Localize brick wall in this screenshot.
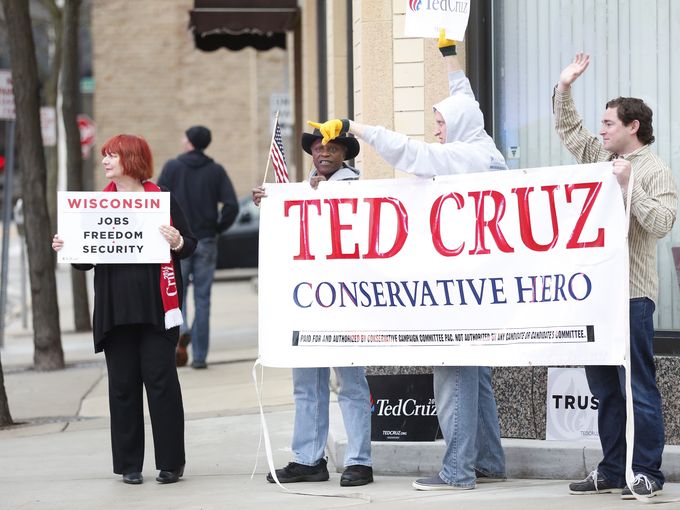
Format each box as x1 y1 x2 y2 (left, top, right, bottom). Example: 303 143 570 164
91 0 288 197
348 0 451 179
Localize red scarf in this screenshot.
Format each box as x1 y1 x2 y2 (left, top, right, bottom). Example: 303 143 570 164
103 180 183 329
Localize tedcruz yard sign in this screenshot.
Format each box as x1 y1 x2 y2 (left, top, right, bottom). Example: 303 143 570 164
404 0 471 40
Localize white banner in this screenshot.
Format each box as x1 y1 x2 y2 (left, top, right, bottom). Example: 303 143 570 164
404 0 471 40
258 163 629 368
546 367 599 441
57 191 171 264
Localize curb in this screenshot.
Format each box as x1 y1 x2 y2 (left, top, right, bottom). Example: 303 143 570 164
327 403 680 481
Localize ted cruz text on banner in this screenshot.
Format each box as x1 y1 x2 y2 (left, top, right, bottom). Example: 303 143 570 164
257 163 629 368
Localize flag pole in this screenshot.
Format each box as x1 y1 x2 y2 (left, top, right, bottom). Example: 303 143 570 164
262 111 280 185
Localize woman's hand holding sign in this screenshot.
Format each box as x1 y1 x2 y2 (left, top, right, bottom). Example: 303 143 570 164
159 224 184 251
52 234 63 252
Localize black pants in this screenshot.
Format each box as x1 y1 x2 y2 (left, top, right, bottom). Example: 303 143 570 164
103 324 185 475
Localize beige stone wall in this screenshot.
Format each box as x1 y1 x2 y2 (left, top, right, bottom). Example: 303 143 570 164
351 0 394 178
327 1 349 119
91 0 466 193
334 0 460 179
298 0 319 178
91 0 288 197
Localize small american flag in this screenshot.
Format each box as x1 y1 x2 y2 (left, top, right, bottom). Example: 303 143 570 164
270 119 289 183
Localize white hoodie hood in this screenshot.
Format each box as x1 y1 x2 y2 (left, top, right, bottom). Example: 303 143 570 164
433 93 486 145
363 71 507 177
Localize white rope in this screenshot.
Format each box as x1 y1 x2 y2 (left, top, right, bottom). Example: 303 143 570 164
250 360 289 491
250 359 371 501
622 167 637 500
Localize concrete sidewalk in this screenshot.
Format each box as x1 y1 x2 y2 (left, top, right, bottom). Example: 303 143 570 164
1 261 680 508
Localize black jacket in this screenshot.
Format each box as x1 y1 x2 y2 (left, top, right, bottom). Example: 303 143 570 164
157 150 239 239
74 194 197 352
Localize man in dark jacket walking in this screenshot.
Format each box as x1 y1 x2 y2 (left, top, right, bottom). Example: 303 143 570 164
158 126 238 368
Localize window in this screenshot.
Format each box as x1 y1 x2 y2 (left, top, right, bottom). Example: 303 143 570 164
490 0 680 328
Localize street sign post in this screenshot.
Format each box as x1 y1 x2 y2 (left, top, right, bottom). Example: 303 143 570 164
41 106 57 146
0 68 16 347
0 69 15 120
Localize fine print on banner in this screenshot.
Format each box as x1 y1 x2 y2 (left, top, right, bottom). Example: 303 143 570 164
404 0 471 40
57 191 171 264
293 326 594 347
257 162 630 368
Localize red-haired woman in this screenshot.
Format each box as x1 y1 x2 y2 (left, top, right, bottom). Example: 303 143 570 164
52 134 196 485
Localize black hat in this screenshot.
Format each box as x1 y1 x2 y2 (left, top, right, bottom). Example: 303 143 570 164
301 129 360 160
185 125 212 150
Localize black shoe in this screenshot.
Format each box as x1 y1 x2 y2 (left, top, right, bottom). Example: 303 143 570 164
156 465 184 484
191 360 207 369
475 469 506 483
340 465 373 487
266 458 329 483
176 333 191 367
122 472 143 485
621 474 663 499
569 469 623 494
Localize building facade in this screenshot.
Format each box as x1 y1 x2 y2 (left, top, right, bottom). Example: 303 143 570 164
92 0 679 331
92 0 288 197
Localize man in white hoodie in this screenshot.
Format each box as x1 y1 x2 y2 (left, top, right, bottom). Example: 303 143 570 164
309 31 506 490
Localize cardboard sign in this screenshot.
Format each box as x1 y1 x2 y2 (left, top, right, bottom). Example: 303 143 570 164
57 191 171 264
546 367 599 441
368 374 441 441
404 0 471 40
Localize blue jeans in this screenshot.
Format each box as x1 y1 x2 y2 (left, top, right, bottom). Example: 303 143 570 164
291 367 372 467
434 366 506 487
180 237 217 364
586 297 665 488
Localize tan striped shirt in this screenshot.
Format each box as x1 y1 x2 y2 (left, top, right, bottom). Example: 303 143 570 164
553 87 677 303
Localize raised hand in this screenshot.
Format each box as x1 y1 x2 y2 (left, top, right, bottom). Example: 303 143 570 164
438 28 457 56
558 53 590 90
307 119 349 144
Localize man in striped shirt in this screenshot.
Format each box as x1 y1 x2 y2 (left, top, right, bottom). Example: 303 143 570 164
554 53 677 500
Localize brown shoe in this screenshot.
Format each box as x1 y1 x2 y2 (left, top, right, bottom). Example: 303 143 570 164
176 333 191 367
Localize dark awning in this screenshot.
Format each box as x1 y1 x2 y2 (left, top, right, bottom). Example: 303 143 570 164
189 0 300 52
